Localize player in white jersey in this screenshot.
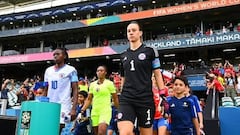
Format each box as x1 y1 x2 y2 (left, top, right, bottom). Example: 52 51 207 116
44 48 79 133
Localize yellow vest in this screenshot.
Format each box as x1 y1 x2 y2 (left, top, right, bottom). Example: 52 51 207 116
79 84 88 92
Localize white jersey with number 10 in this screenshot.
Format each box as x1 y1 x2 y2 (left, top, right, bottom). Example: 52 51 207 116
44 64 78 121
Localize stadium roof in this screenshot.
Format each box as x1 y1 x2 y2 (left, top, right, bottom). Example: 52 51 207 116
0 0 97 7
0 1 12 7
0 0 46 7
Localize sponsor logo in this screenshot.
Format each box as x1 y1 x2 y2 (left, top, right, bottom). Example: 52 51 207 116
59 73 65 78
118 113 123 119
138 53 146 60
96 87 100 92
170 103 175 107
183 102 188 107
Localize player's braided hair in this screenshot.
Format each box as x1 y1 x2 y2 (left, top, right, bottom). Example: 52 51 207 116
55 47 69 64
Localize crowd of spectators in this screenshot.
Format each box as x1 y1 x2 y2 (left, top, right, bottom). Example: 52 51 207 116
2 59 240 108
1 60 240 134
0 76 45 107
0 72 121 108
206 60 240 100
199 22 239 37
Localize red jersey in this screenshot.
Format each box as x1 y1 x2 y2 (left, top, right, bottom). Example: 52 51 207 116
213 79 224 92
225 68 235 76
113 75 121 90
152 87 163 119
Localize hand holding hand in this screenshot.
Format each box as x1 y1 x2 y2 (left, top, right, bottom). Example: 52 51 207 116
69 109 77 121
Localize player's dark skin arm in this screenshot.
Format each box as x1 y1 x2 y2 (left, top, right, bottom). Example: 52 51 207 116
81 93 93 112
70 81 78 121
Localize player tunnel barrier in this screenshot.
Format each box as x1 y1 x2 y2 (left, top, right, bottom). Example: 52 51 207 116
203 88 220 135
17 100 61 135
219 106 240 135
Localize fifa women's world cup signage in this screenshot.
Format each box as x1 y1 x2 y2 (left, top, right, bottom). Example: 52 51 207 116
152 0 240 17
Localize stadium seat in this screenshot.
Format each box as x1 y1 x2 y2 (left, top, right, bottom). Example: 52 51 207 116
222 102 234 107
233 97 240 106
221 97 233 102
233 97 240 101
2 50 20 56
235 101 240 106
0 99 7 115
221 97 234 107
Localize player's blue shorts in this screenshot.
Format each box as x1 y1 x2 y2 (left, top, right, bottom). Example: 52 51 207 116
108 106 118 131
167 123 171 131
153 118 168 130
108 118 117 130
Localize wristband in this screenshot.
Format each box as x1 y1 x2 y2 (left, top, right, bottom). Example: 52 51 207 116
81 109 85 113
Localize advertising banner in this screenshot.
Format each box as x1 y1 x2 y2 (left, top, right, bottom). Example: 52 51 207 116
146 32 240 50
186 74 207 91
0 46 117 64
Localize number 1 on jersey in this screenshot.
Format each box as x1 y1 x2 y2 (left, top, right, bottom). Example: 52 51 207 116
146 109 151 121
130 60 135 71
